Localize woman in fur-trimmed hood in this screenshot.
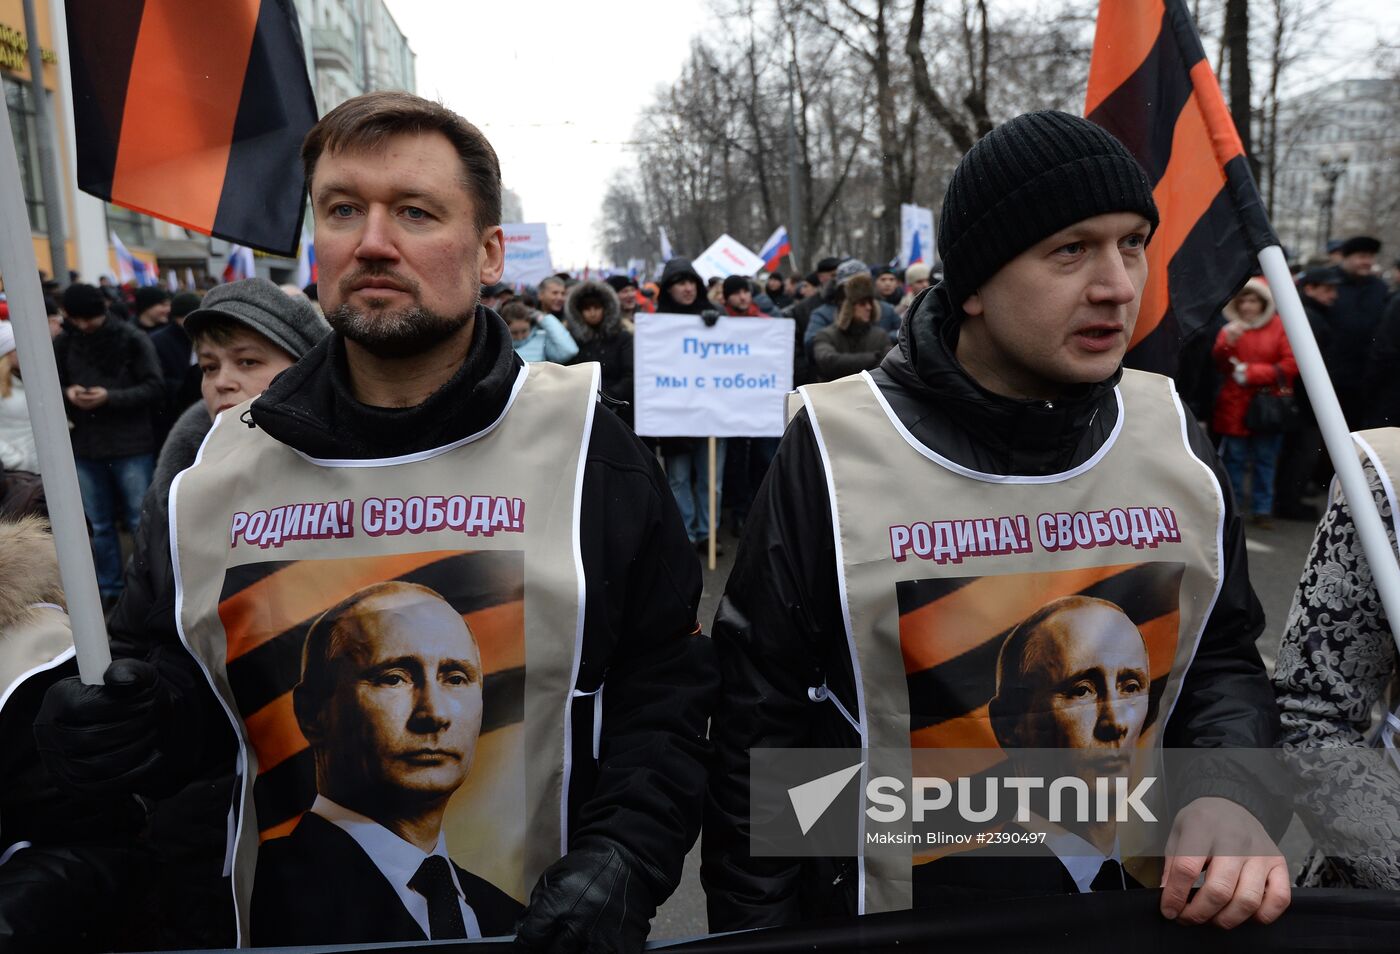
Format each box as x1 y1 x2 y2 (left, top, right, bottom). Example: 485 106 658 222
1211 277 1297 523
564 280 634 426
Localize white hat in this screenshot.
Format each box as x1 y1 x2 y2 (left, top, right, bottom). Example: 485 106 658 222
0 321 15 358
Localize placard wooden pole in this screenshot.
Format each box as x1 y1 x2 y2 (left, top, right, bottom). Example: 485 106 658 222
707 436 717 571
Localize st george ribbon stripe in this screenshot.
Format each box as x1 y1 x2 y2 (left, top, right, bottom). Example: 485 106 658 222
1085 0 1278 375
1085 10 1189 185
65 0 145 201
1082 0 1167 116
111 0 262 236
66 0 318 256
216 0 318 252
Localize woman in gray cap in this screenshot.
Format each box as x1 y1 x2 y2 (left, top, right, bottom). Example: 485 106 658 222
154 277 331 509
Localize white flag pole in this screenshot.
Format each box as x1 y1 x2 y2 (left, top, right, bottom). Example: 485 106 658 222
1258 245 1400 645
0 99 112 684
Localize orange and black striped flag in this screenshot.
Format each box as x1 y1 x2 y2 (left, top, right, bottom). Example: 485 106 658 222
66 0 318 257
1085 0 1277 376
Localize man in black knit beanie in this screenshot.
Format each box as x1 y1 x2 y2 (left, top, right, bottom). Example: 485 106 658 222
705 111 1289 933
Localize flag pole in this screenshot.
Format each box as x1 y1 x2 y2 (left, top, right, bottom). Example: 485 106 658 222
0 102 111 683
1258 245 1400 645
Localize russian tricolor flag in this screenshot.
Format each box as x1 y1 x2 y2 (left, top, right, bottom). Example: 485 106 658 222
908 229 925 266
293 236 316 289
222 244 256 283
110 230 158 286
758 226 792 270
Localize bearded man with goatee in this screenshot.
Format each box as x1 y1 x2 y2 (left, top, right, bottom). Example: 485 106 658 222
36 92 716 954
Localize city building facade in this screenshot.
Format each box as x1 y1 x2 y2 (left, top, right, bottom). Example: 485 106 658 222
1268 77 1400 262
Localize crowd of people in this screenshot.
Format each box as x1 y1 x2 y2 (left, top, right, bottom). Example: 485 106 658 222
0 92 1396 954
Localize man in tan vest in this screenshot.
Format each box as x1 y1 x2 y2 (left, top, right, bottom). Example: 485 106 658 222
704 111 1288 931
37 92 716 953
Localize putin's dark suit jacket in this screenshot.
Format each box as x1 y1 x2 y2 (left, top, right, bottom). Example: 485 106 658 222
914 842 1145 907
250 811 523 946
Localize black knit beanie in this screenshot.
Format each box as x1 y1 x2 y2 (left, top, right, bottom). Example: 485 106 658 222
938 110 1158 307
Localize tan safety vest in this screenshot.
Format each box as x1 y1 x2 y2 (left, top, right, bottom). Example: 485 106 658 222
801 368 1224 914
171 361 599 943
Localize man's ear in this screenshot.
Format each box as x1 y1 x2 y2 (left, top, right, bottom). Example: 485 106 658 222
478 225 505 285
962 291 985 317
292 685 324 745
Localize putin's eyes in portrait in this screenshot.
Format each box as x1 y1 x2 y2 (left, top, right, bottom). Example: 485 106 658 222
296 583 485 813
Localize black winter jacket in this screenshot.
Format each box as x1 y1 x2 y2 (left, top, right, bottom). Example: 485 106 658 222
785 284 829 387
701 284 1281 931
1362 293 1400 429
810 321 893 381
655 258 707 315
101 308 717 928
54 317 164 460
655 259 711 455
1326 272 1389 419
564 280 635 426
150 322 202 443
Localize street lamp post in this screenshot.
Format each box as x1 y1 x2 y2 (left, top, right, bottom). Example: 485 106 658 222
1317 153 1349 254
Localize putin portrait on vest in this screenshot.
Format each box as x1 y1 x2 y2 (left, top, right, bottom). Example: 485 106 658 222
918 595 1154 900
251 581 523 945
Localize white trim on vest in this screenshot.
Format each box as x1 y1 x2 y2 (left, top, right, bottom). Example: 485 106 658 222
859 370 1127 485
169 409 258 948
287 362 532 469
1354 433 1400 554
560 362 602 857
1156 384 1228 734
799 385 870 916
0 644 75 715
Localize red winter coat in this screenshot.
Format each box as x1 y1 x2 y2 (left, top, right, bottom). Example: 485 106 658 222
1211 314 1298 436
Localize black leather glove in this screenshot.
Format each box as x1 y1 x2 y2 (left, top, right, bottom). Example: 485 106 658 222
33 658 193 798
514 839 657 954
700 308 721 327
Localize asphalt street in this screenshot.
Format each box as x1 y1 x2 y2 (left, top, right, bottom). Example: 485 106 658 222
649 505 1325 940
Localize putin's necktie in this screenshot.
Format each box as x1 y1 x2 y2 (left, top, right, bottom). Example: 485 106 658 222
410 855 468 939
1090 858 1127 892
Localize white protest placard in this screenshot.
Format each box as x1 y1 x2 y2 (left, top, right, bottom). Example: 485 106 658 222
635 313 795 438
501 222 555 286
691 233 767 283
900 203 935 268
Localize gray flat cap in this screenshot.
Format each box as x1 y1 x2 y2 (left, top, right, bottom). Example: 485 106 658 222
185 277 330 358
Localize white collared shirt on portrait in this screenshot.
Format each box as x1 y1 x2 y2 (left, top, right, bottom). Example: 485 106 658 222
310 795 483 939
1019 813 1126 893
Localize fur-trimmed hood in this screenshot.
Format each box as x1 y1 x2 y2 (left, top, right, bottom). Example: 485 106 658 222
1223 277 1276 329
0 516 64 633
563 280 624 343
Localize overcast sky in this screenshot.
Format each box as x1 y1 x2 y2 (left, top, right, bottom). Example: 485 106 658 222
385 0 712 269
385 0 1397 270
